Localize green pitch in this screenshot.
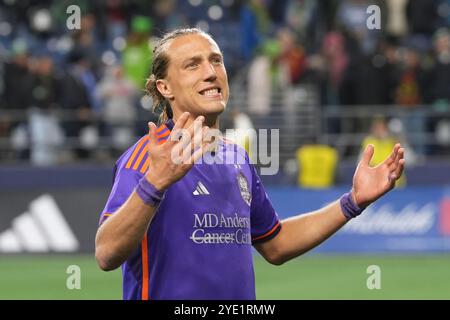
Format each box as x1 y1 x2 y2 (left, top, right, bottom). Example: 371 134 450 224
0 254 449 299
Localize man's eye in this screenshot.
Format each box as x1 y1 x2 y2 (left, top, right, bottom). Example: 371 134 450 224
212 58 222 65
186 62 198 69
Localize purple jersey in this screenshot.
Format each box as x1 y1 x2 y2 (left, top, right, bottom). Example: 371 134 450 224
99 119 281 300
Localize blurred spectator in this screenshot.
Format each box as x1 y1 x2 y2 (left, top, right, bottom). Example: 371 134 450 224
406 0 440 35
428 28 450 155
122 16 153 89
285 0 318 41
28 108 64 166
393 44 428 155
308 31 349 106
305 31 349 137
247 39 280 117
322 32 349 95
385 0 409 39
276 27 306 85
393 46 427 106
296 144 338 188
437 0 450 27
336 0 384 55
2 41 34 159
96 65 138 156
428 28 450 107
104 0 129 43
151 0 184 32
27 54 64 166
29 55 60 111
247 31 303 129
285 0 339 52
267 0 290 27
68 48 101 112
339 46 394 106
226 109 256 160
71 14 103 76
2 41 33 111
275 27 307 149
336 0 370 34
239 0 270 61
59 49 97 159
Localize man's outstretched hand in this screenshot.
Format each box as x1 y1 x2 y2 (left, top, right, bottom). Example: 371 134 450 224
352 143 405 209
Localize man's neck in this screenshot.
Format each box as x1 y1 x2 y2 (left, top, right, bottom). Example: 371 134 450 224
173 112 220 129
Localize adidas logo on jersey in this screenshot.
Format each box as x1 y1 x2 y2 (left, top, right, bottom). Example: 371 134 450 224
193 181 210 195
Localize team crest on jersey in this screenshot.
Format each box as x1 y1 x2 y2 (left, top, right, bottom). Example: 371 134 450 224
237 172 251 206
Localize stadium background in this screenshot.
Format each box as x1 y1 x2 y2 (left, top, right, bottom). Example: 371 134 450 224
0 0 450 299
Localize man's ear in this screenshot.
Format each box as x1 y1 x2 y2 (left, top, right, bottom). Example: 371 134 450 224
156 79 174 99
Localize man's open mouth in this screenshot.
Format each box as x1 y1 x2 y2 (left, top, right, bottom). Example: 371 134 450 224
199 87 222 97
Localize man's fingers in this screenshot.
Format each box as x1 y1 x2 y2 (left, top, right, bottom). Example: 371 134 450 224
388 146 405 182
386 143 401 166
388 146 404 171
180 125 208 164
394 147 404 167
192 125 207 150
392 151 405 179
183 126 213 165
170 115 204 146
176 115 204 149
362 144 375 167
148 122 157 147
172 112 190 132
170 116 206 164
175 117 203 149
169 112 191 144
187 115 204 143
191 140 215 164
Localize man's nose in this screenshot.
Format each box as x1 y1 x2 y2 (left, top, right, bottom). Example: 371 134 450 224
202 63 217 81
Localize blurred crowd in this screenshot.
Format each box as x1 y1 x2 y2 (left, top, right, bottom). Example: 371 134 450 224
244 0 450 159
0 0 449 166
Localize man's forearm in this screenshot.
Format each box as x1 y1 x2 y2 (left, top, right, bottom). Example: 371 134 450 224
256 143 404 265
257 200 348 265
95 114 210 271
95 191 158 271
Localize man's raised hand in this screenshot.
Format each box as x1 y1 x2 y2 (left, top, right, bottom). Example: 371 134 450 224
144 112 213 190
351 143 405 209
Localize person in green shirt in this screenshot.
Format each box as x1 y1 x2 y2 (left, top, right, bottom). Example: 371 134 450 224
122 16 153 89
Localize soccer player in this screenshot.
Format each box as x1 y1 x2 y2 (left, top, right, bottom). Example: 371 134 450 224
95 28 405 300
